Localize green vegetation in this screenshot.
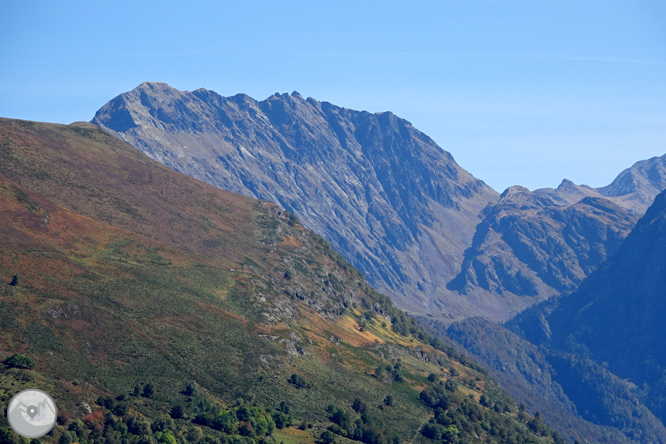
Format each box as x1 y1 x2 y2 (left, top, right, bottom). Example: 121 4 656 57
0 119 565 444
3 354 36 370
418 381 564 444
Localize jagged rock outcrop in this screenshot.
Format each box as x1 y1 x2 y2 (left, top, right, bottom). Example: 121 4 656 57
92 82 499 316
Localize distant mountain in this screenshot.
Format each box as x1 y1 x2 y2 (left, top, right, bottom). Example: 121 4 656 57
507 188 666 432
0 118 560 444
597 154 666 212
92 82 499 318
448 186 638 315
448 154 666 316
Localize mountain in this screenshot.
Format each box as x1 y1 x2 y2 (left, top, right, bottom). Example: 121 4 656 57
92 83 666 323
0 118 561 444
445 317 666 444
447 186 638 318
91 82 499 319
508 188 666 427
448 154 666 318
597 154 666 212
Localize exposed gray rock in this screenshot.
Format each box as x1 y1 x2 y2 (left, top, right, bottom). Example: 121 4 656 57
92 82 498 317
92 82 666 322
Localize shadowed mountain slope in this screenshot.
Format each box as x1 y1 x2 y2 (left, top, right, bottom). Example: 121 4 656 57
508 188 666 426
92 82 499 318
445 317 666 444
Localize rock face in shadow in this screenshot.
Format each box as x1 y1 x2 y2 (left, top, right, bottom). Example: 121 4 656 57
511 188 666 393
93 82 499 316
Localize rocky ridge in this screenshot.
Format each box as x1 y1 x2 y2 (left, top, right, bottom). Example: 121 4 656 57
92 82 499 317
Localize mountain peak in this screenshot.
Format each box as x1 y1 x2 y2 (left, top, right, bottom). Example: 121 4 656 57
92 82 498 318
556 178 575 189
501 185 531 197
136 81 175 91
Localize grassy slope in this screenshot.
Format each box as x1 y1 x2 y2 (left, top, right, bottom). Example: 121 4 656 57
0 118 558 444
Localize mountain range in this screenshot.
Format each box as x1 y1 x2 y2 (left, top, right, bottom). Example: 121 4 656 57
3 82 666 444
448 159 666 312
93 82 666 322
443 188 666 443
508 187 666 427
91 82 500 319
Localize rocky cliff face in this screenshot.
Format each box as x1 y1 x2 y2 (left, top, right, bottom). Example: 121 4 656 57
92 82 499 316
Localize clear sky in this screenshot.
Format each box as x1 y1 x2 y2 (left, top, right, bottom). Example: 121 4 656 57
1 1 665 192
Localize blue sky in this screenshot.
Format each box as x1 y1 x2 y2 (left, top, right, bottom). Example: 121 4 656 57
1 1 665 192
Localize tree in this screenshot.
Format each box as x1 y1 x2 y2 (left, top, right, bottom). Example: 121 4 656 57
152 416 174 432
184 380 198 396
321 430 337 444
157 431 177 444
57 410 72 426
0 428 19 444
352 399 367 414
383 395 394 407
186 428 203 444
142 383 155 398
421 423 443 440
288 374 310 389
170 405 184 419
273 411 292 429
4 353 36 369
279 401 291 414
112 402 128 416
58 431 74 444
331 408 351 430
9 275 19 286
